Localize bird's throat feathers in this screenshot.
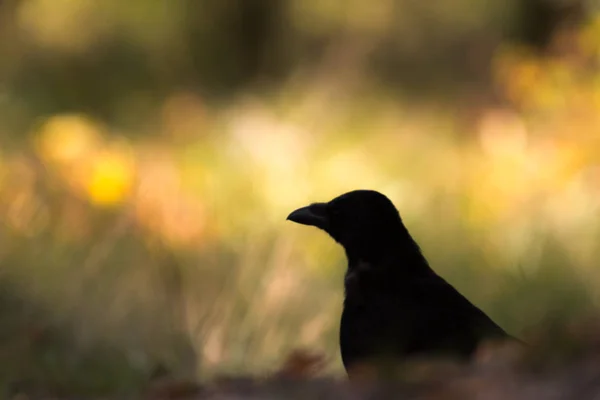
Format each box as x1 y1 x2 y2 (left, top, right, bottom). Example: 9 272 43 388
343 233 433 278
339 221 423 263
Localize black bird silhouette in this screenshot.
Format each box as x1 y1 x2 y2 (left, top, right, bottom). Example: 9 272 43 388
287 190 516 375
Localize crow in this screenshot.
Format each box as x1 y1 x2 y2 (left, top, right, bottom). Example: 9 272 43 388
287 189 516 375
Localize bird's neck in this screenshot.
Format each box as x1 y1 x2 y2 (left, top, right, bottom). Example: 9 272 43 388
345 233 434 278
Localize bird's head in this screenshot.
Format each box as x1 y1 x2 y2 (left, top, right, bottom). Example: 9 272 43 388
287 190 419 263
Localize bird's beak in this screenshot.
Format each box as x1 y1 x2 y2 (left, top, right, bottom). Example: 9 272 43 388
286 202 329 230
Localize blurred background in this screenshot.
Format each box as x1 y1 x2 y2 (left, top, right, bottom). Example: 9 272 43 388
0 0 599 394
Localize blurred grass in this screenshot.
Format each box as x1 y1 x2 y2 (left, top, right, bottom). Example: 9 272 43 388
0 0 600 396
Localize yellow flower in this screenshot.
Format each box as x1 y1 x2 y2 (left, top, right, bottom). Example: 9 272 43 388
35 114 101 165
86 148 135 206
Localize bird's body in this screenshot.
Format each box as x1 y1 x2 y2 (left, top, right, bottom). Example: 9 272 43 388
287 190 516 374
340 259 508 369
